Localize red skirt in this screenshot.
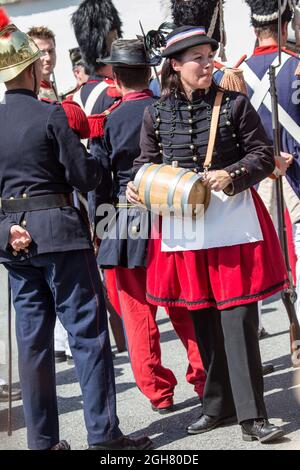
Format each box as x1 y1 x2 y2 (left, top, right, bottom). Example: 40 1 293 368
146 189 289 311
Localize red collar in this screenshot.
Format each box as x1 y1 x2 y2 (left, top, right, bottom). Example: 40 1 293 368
40 79 53 89
122 89 153 102
253 45 279 56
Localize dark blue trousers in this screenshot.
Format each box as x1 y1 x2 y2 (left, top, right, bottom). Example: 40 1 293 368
4 249 122 449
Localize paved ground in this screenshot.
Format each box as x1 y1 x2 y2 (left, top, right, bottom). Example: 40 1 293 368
1 262 300 450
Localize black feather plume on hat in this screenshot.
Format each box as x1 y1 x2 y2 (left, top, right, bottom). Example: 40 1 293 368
170 0 224 41
71 0 122 71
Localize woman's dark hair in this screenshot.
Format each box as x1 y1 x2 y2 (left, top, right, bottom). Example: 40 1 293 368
161 55 184 99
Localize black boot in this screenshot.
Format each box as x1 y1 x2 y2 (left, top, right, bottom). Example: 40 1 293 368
241 419 284 443
187 414 237 435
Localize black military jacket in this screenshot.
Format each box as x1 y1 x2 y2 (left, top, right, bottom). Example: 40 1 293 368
0 89 102 263
133 85 275 194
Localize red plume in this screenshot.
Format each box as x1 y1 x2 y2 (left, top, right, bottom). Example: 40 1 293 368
0 8 10 30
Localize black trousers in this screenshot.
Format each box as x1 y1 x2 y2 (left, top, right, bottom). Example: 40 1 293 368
189 302 267 423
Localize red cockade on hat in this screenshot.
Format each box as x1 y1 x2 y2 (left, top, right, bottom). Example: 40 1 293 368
0 7 11 39
0 8 10 30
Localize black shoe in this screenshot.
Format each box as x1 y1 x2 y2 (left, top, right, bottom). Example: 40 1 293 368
241 419 284 443
88 435 154 450
151 403 174 414
0 385 22 402
262 363 275 376
50 440 71 450
54 351 67 363
187 414 237 435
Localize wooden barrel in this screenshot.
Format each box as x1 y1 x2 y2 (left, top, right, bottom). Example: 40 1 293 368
134 163 210 217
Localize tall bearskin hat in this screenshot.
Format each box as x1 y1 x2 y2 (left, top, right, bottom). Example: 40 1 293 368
245 0 299 27
170 0 226 59
71 0 122 71
0 7 41 83
170 0 225 42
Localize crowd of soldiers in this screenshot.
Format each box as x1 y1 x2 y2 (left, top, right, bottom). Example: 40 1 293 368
0 0 300 450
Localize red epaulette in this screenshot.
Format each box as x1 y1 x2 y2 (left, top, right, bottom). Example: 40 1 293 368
61 100 90 139
88 99 122 139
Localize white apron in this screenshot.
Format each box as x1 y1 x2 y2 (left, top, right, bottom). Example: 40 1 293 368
161 189 263 252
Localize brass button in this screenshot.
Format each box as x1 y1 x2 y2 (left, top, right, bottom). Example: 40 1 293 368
226 121 231 126
193 156 197 162
9 197 14 200
236 143 240 148
235 170 241 176
23 193 27 198
189 119 193 124
21 220 27 228
131 225 138 235
226 97 230 102
190 145 195 150
12 250 18 257
230 172 236 179
156 117 161 123
232 133 237 138
158 143 162 147
189 129 193 134
155 130 159 135
160 150 163 154
188 105 192 110
241 167 246 173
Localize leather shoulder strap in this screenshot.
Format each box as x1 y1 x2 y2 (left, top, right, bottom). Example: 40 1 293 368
204 91 224 169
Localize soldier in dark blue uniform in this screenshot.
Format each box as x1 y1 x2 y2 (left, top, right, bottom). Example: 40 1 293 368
243 0 300 200
243 0 300 325
0 9 152 451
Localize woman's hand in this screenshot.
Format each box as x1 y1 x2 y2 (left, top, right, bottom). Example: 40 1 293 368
126 181 141 205
9 225 32 252
203 170 232 192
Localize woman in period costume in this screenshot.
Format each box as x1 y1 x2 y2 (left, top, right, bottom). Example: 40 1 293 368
127 25 288 444
97 39 206 413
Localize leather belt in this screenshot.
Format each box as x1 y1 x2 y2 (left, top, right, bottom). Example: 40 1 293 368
1 193 74 213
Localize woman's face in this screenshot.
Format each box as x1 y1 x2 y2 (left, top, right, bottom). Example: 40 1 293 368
171 44 215 92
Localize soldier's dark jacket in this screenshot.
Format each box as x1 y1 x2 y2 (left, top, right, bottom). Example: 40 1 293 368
96 92 155 269
0 89 102 263
132 84 275 194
